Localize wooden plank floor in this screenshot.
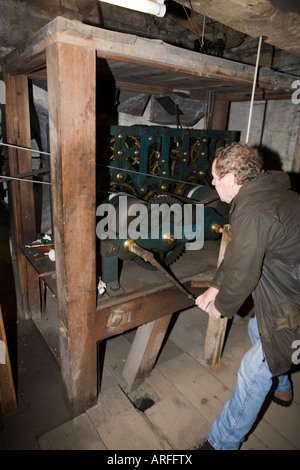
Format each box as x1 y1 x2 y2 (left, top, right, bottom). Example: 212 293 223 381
2 209 297 450
37 299 300 451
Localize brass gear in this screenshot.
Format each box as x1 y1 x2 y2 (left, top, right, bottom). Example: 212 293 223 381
133 194 185 270
110 181 139 197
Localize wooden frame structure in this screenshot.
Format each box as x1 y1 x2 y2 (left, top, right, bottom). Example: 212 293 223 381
0 17 296 413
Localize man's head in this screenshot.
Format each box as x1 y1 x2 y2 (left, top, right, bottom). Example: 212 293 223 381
211 143 263 203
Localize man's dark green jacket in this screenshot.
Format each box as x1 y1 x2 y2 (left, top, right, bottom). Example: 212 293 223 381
211 170 300 376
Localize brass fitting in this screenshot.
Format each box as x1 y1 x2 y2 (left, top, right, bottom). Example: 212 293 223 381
162 232 176 244
123 238 137 252
210 223 223 234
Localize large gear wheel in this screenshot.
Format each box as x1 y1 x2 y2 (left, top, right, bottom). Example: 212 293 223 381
133 194 185 271
110 181 139 197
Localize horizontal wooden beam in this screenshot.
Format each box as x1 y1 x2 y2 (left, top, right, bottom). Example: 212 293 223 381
94 283 204 341
0 17 294 98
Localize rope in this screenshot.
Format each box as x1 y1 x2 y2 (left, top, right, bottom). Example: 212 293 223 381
245 36 262 144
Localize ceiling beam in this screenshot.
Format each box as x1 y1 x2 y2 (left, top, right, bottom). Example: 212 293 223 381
176 0 300 56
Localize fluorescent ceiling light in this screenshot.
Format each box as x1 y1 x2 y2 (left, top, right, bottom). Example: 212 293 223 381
98 0 166 17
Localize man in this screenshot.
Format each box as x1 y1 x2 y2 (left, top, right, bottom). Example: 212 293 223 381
194 142 300 450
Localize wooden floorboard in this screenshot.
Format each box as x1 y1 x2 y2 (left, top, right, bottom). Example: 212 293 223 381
96 306 300 450
35 293 300 450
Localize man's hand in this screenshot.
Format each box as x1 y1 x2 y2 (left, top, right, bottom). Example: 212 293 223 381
206 301 222 319
195 286 222 319
195 286 219 311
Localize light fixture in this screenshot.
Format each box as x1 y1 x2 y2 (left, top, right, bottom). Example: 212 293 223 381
98 0 166 17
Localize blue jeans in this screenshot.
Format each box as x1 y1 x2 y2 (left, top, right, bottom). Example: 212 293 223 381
207 316 291 450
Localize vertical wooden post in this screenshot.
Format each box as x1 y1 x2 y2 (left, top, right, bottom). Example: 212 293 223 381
212 100 230 130
206 96 230 131
203 95 231 366
122 313 173 393
46 42 97 413
0 305 17 414
291 124 300 192
4 73 37 320
203 225 231 366
292 127 300 173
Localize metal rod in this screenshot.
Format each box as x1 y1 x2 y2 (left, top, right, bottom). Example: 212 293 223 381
0 141 51 155
127 241 196 300
0 175 51 185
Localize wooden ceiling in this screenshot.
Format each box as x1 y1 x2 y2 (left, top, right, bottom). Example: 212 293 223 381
0 17 295 102
176 0 300 56
104 56 293 102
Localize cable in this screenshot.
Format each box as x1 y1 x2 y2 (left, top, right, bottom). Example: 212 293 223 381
181 3 205 50
98 163 203 187
201 15 206 50
1 142 207 189
0 141 51 185
0 175 51 185
0 141 51 156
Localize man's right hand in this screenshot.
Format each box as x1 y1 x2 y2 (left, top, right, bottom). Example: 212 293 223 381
195 286 219 312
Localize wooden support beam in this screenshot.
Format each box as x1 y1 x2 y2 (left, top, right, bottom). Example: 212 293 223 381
0 305 17 415
203 224 231 366
292 128 300 173
202 97 231 367
46 41 97 413
94 284 198 341
122 313 173 393
290 123 300 192
3 74 36 243
3 73 38 320
210 100 230 130
206 93 230 130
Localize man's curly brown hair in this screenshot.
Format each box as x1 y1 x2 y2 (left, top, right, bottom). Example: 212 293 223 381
214 143 263 185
